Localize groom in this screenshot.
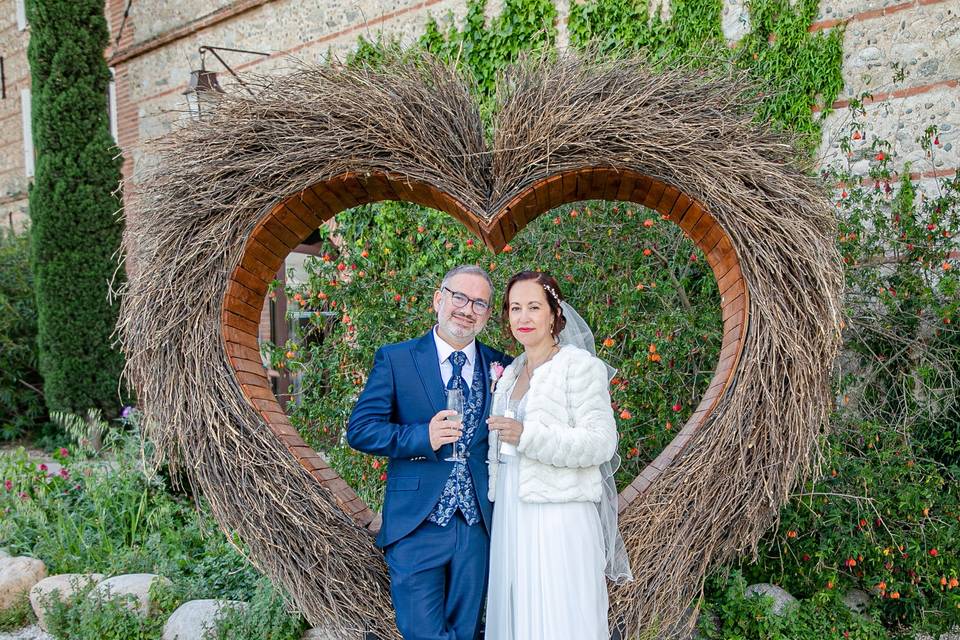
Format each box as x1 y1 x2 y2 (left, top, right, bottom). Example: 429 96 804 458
348 264 512 640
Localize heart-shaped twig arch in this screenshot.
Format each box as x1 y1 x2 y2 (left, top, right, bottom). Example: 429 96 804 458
118 54 842 638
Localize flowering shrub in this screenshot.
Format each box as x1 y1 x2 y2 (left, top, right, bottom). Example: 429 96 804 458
1 424 302 638
741 415 959 633
733 104 960 634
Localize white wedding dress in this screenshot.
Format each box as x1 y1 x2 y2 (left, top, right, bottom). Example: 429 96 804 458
485 386 610 640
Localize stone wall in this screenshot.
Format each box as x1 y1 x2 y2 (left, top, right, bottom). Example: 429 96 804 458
0 0 32 231
815 0 959 182
4 0 957 234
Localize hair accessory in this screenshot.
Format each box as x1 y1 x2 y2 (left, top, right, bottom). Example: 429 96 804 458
541 282 561 304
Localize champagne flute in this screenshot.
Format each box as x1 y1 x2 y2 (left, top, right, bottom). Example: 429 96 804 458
443 387 466 463
489 391 507 464
500 401 519 457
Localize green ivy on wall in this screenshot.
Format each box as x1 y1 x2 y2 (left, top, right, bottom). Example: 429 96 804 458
568 0 725 63
352 0 557 124
420 0 557 103
353 0 843 149
733 0 844 145
569 0 844 147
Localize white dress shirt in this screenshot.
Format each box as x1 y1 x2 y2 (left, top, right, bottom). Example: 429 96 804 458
433 326 476 390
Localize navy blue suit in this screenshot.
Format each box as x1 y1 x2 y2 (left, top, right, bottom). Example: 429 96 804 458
348 330 511 640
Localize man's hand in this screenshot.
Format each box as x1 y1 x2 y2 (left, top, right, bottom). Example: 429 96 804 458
429 410 462 451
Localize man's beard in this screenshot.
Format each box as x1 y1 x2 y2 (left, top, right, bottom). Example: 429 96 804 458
440 312 485 340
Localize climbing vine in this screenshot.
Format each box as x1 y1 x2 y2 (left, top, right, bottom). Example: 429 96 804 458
353 0 843 149
420 0 558 104
567 0 726 63
569 0 844 147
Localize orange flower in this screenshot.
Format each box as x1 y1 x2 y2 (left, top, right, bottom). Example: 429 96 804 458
949 578 959 588
643 219 654 228
570 209 579 218
642 248 652 256
648 343 657 353
502 244 513 253
787 530 797 539
602 337 615 348
619 409 632 420
889 591 900 599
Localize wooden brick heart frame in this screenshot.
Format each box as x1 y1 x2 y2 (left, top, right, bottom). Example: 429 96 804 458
120 55 843 639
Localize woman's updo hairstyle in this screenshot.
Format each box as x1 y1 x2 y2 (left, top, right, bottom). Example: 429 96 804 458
501 271 566 340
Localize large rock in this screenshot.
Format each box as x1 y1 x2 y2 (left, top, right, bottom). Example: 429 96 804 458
842 588 872 616
743 583 798 616
29 573 104 631
89 573 171 617
161 599 246 640
0 556 48 611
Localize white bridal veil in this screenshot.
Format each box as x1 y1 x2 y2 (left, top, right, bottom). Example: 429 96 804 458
558 301 634 584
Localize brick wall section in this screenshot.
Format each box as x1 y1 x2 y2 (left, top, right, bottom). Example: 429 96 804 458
813 0 959 182
0 0 32 231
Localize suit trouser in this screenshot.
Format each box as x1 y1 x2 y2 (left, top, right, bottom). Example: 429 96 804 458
384 512 490 640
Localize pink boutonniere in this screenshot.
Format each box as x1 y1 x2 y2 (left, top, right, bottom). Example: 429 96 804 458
489 361 505 391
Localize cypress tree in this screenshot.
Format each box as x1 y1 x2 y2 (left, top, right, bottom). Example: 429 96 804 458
27 0 126 416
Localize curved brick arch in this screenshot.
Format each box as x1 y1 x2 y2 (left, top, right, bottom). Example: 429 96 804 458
222 168 748 532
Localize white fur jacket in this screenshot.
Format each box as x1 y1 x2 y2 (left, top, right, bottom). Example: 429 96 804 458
488 344 617 503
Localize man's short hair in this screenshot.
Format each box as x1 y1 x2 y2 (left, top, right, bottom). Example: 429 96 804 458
440 264 494 301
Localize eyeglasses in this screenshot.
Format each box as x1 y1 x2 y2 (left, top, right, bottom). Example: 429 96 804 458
441 286 491 314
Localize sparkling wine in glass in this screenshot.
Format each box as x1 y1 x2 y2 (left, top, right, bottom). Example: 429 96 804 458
444 387 466 463
489 392 507 464
500 401 519 457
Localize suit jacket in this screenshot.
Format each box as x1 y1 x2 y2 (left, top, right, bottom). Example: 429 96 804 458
347 330 512 548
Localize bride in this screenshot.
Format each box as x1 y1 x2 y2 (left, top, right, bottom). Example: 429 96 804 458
485 270 632 640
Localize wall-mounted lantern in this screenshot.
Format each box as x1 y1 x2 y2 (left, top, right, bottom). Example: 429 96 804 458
183 45 268 119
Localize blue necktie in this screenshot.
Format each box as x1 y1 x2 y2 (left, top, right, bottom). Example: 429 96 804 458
447 351 470 402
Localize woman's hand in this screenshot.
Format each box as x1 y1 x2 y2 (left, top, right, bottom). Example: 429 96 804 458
487 416 524 445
